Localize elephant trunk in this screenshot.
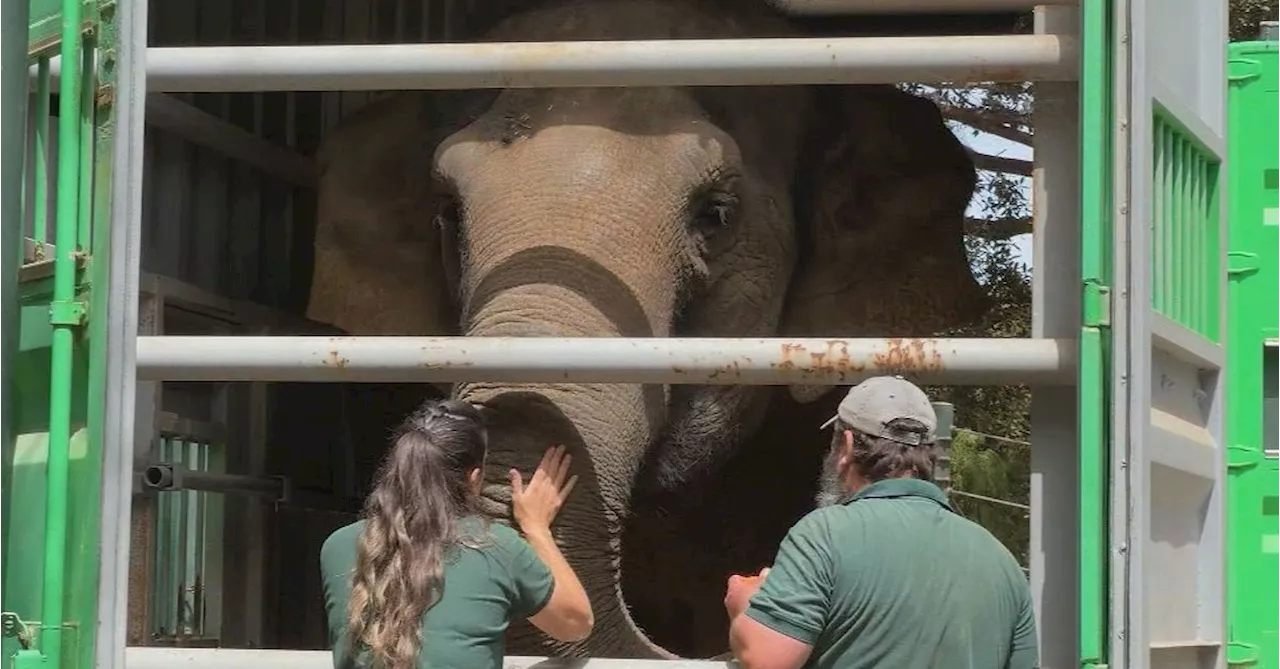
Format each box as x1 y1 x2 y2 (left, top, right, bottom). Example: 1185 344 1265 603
455 286 676 659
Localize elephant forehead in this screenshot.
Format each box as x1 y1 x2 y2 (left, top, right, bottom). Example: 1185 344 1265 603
441 121 735 196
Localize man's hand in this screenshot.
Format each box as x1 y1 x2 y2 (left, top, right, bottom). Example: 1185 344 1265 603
724 567 770 621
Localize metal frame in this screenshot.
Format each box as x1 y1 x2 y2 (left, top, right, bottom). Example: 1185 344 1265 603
134 336 1075 385
1113 0 1230 665
1028 6 1082 668
80 1 1103 668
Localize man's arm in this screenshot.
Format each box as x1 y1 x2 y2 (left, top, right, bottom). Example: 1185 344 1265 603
1006 584 1039 669
726 514 832 669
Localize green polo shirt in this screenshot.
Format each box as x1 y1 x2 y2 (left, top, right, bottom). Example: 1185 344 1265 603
319 515 554 669
745 478 1038 669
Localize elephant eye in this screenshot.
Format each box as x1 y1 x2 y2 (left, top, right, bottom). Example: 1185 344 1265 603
687 177 740 254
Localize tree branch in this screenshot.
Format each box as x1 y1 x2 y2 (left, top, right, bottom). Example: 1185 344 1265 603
942 106 1035 147
970 151 1033 177
965 216 1033 240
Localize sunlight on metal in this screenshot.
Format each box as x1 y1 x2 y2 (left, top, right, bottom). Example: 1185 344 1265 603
134 336 1076 385
129 35 1078 92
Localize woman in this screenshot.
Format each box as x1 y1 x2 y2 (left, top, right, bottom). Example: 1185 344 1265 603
319 399 594 669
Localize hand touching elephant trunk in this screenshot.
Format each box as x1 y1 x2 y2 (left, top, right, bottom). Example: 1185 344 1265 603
305 1 988 659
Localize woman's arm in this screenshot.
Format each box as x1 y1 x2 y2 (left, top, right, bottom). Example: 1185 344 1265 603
510 445 594 642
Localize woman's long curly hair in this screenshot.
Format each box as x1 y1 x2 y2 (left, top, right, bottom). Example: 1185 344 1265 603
346 399 488 669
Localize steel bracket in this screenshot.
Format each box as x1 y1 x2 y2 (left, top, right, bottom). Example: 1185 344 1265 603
1227 444 1263 471
48 299 86 326
1227 251 1261 279
1083 280 1112 328
10 649 46 669
1227 640 1261 666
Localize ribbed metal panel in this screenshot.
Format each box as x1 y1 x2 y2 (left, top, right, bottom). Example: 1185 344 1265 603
139 0 466 310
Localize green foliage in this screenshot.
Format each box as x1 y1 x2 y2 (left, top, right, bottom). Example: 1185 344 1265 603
1230 0 1276 41
948 430 1031 566
905 0 1277 570
927 235 1034 567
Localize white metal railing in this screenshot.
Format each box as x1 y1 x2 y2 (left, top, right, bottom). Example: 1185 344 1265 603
38 34 1078 93
133 336 1075 385
124 648 735 668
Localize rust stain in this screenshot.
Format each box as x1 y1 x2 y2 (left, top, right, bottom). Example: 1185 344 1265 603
323 350 349 368
871 338 945 375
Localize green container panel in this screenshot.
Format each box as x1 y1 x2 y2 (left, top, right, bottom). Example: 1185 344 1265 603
2 0 114 666
1151 110 1223 342
1225 38 1279 669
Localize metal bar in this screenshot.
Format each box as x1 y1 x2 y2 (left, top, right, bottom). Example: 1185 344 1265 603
41 0 86 662
1028 5 1083 669
135 336 1076 385
144 93 317 188
950 488 1031 511
767 0 1075 15
130 35 1077 92
95 0 149 659
124 648 734 669
141 463 286 499
0 0 30 586
32 57 50 245
932 401 954 490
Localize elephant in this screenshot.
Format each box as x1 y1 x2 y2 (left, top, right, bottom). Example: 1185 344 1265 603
305 0 991 659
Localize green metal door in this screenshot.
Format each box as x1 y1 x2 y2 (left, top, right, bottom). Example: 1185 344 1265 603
2 1 119 667
1225 37 1279 669
1079 0 1113 667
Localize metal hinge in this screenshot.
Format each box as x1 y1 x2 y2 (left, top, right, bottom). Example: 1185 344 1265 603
1083 280 1112 328
1 612 35 649
1227 640 1261 666
1227 251 1261 279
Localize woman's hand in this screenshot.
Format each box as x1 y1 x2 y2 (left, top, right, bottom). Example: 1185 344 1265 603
510 445 579 537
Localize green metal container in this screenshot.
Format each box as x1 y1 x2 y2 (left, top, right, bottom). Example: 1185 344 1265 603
1225 35 1279 669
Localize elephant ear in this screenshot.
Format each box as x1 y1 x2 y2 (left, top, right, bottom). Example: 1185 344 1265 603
781 85 990 404
307 91 495 337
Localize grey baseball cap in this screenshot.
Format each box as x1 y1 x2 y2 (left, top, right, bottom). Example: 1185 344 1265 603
819 375 937 446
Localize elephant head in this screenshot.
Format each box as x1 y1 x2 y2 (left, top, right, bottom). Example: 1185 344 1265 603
307 0 987 658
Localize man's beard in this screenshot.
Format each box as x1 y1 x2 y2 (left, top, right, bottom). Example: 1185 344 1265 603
815 442 846 508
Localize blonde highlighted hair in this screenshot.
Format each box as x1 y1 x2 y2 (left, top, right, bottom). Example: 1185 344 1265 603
346 400 487 669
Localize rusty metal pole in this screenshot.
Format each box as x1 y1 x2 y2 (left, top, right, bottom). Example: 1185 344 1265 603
931 401 955 492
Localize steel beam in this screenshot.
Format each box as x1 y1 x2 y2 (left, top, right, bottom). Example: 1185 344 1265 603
134 336 1075 385
124 648 730 668
130 35 1077 92
140 464 288 500
768 0 1075 15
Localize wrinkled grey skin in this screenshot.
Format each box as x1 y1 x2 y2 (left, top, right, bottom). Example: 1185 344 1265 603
307 0 988 658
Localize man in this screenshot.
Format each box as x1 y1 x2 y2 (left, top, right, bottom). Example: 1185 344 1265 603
724 375 1038 669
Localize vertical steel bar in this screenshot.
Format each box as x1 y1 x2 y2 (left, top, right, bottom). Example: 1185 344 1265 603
34 58 51 245
1078 0 1111 664
1 0 31 536
41 0 86 662
95 0 149 660
1030 6 1082 668
78 34 96 252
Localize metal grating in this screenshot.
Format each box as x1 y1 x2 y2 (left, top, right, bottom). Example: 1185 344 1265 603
149 436 224 644
1150 110 1222 342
